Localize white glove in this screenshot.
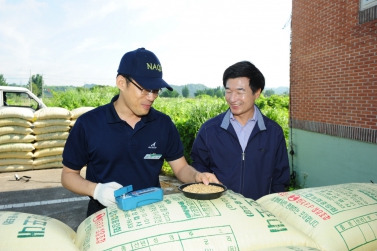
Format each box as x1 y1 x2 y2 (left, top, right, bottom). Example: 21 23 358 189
93 182 123 207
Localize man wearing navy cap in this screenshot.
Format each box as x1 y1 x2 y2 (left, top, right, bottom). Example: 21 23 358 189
61 48 219 216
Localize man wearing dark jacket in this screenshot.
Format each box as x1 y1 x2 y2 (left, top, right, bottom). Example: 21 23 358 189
191 61 290 200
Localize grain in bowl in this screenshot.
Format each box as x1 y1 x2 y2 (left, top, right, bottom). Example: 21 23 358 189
179 182 227 200
182 183 224 194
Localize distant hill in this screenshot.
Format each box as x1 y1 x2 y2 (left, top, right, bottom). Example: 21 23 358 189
172 84 289 97
264 86 289 95
83 84 96 89
170 83 207 97
43 83 289 97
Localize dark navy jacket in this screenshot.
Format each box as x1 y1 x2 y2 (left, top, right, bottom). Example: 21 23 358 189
191 107 290 200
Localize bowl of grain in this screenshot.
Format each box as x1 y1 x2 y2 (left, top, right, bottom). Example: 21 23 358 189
178 182 227 200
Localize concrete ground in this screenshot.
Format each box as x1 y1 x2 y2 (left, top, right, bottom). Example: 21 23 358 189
0 167 182 231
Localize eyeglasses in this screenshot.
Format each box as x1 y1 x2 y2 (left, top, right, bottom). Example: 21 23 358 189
122 75 162 97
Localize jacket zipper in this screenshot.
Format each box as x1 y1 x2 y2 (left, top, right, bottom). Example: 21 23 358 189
241 151 245 194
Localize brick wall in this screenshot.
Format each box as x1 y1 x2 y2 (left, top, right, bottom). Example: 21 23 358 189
290 0 377 143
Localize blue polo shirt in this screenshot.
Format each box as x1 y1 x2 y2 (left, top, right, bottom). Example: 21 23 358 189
62 95 184 190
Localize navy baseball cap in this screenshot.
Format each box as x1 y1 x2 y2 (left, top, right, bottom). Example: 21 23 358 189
117 48 173 91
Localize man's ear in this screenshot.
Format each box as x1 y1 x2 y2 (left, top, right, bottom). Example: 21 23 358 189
116 75 125 90
255 88 262 99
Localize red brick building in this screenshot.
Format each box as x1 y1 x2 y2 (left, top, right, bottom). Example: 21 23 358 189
289 0 377 187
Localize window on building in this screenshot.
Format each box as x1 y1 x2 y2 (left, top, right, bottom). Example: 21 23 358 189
359 0 377 23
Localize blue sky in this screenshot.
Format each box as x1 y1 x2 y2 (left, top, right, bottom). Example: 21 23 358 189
0 0 292 89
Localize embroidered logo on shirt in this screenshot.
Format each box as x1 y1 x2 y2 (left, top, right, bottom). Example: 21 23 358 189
148 142 157 149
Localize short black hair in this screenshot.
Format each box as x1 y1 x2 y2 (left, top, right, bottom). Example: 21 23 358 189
222 61 265 93
117 73 133 85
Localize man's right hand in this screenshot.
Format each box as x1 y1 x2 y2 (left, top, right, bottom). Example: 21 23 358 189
93 182 123 207
195 172 220 185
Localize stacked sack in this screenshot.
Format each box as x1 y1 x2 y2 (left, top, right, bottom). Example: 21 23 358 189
32 107 71 170
257 182 377 251
0 108 35 172
69 107 94 128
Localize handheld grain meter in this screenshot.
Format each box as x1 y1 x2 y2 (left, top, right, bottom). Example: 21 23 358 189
114 185 163 211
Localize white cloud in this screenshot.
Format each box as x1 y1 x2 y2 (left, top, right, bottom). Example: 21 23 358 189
0 0 292 88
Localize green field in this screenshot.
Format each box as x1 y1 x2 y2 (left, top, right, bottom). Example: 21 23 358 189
44 86 289 176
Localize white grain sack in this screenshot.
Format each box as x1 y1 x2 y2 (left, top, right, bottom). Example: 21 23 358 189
34 132 69 141
70 107 95 127
0 158 33 166
0 143 35 153
33 139 66 149
0 164 33 172
0 211 78 251
0 134 35 144
33 119 71 128
70 107 94 119
0 118 32 127
0 126 33 136
0 107 35 121
34 107 71 120
0 151 33 159
255 246 321 251
33 126 70 135
33 155 62 166
33 147 64 158
33 161 63 170
257 183 377 251
0 191 319 251
70 119 76 127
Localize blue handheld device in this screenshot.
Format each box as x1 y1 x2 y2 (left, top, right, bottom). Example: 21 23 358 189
114 185 163 211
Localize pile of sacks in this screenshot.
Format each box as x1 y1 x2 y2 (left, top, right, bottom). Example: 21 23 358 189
1 182 376 250
0 107 94 172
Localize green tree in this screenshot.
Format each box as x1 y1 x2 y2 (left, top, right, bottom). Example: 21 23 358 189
206 88 215 97
182 85 189 98
31 83 40 96
194 89 206 97
214 87 224 98
194 87 224 97
160 90 170 97
27 74 43 97
160 90 180 98
0 74 8 86
264 89 275 97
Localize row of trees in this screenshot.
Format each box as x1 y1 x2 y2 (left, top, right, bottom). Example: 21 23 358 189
160 85 225 98
0 74 8 86
150 85 286 98
160 86 285 98
0 74 45 97
0 73 287 99
193 86 224 97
